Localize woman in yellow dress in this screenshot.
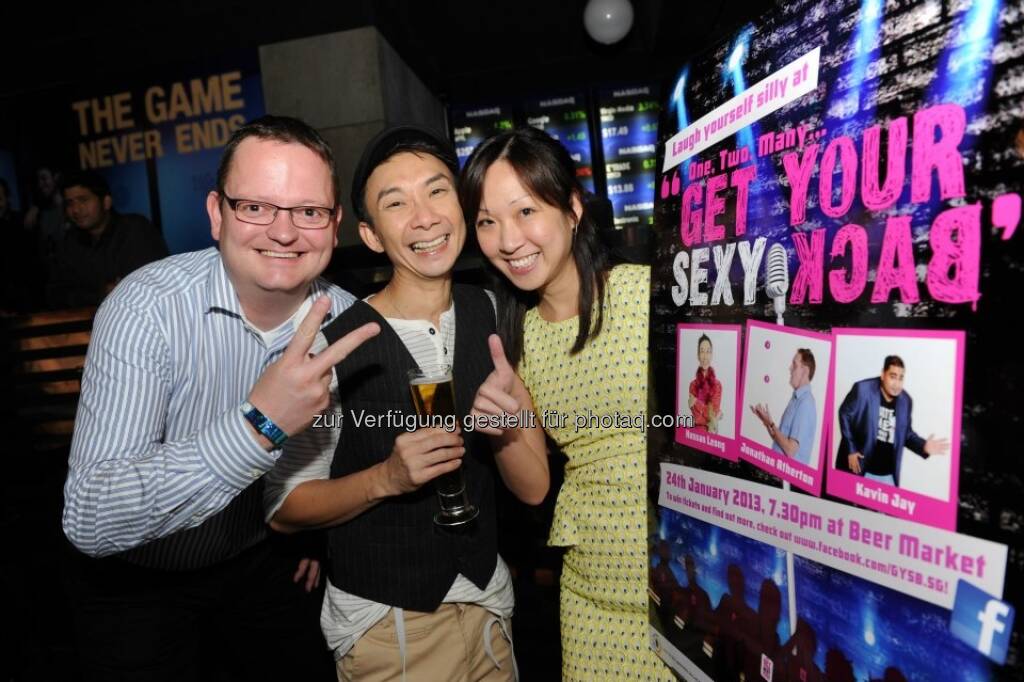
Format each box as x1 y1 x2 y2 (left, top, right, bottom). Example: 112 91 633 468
460 127 674 681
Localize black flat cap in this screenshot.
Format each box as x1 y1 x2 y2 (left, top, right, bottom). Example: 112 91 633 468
350 125 459 222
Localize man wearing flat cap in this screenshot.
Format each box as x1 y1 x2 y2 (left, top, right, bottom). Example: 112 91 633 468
265 125 549 681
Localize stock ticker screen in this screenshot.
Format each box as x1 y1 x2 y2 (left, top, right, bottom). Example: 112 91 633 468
449 84 660 227
598 85 660 230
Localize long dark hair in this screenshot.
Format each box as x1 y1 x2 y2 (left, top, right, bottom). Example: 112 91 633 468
460 127 611 367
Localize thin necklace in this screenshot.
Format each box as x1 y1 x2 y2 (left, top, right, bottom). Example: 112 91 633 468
383 285 451 322
383 286 453 356
384 286 413 320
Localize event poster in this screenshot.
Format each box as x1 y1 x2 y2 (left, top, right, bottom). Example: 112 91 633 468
647 1 1022 680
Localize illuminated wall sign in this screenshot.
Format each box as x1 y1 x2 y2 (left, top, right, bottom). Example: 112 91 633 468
67 53 264 254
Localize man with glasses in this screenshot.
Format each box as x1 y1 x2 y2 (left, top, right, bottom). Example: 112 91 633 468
62 115 379 681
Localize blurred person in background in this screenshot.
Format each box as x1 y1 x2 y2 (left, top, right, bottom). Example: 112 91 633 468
47 169 168 307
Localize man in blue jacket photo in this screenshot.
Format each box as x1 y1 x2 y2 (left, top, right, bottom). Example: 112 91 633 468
834 355 949 486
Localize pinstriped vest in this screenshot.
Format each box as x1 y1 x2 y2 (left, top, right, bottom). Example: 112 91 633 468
322 285 498 611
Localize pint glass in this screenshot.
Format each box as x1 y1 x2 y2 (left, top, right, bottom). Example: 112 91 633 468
408 364 478 526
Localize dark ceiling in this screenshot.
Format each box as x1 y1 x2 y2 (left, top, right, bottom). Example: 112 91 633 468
3 0 774 102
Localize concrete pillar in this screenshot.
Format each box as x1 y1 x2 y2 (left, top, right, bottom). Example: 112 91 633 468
260 27 445 246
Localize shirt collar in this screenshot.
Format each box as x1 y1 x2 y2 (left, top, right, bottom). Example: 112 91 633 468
364 294 454 326
308 277 337 318
206 252 243 317
793 383 812 400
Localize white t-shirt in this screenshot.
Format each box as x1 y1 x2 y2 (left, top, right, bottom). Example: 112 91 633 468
239 296 314 347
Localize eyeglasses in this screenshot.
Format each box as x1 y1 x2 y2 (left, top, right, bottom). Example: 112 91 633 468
221 193 337 230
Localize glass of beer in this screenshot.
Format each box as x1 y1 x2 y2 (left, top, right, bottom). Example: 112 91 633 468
408 364 478 526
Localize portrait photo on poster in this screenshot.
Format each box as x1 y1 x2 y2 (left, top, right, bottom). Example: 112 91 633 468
826 328 964 530
739 321 834 495
675 323 742 461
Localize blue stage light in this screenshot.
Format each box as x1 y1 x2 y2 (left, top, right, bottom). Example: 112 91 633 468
931 0 1000 107
722 27 756 156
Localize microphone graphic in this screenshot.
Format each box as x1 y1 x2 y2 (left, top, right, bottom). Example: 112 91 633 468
765 243 789 325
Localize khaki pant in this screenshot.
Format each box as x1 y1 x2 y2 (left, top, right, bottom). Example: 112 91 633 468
336 603 515 682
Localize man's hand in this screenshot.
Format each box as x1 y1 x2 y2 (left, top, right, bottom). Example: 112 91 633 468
924 435 950 456
750 403 773 429
377 427 465 496
293 557 321 593
848 452 864 474
470 335 522 436
247 297 379 443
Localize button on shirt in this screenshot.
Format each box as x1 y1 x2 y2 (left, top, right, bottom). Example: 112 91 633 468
771 383 817 466
264 293 511 661
62 248 355 567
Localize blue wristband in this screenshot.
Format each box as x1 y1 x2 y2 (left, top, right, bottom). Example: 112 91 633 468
240 401 288 448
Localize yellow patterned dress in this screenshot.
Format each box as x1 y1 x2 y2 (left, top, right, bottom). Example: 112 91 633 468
519 264 674 681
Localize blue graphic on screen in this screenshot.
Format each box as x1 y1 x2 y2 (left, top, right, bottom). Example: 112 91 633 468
599 85 659 229
793 557 993 680
155 71 264 254
950 578 1014 665
452 127 490 168
0 149 21 211
656 507 791 643
557 131 596 195
841 0 882 121
99 162 152 219
524 94 595 194
929 0 1000 109
450 106 515 169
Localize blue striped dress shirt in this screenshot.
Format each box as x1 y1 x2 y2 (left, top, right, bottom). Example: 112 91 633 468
62 247 355 567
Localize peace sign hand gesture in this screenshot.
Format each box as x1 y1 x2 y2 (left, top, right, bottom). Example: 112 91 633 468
247 297 379 445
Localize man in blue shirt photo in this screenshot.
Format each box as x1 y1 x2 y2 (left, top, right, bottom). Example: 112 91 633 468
750 348 818 466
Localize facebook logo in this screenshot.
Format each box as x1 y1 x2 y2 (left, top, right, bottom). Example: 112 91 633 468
950 579 1015 664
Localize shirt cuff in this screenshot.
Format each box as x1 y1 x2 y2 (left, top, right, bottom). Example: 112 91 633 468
197 405 280 490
